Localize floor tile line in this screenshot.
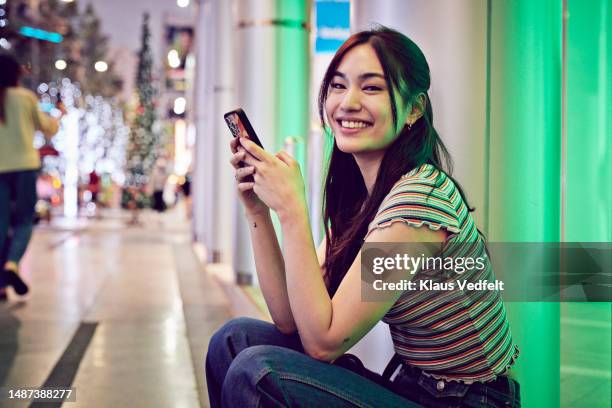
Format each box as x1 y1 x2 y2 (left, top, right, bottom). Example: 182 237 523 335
29 322 98 408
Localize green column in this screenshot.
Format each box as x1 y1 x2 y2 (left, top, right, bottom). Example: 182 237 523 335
488 1 562 407
566 0 611 242
275 0 310 172
563 1 611 407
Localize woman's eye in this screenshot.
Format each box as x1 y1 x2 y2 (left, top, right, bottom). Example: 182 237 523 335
363 85 383 92
330 82 345 90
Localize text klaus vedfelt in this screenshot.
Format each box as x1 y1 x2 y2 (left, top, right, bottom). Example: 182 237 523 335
369 254 505 291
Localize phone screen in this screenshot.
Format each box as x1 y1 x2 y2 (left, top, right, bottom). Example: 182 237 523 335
224 108 264 149
225 112 250 139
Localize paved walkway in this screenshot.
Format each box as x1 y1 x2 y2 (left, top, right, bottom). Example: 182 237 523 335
0 208 232 407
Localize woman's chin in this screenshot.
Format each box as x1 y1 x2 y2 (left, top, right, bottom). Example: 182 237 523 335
335 139 385 156
335 140 364 154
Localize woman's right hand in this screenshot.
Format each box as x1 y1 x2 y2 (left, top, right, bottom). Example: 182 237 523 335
229 137 268 216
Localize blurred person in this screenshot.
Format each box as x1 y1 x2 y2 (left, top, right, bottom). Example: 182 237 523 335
87 169 101 218
0 53 60 299
181 171 192 219
208 27 520 407
150 158 168 215
124 186 144 226
88 169 100 205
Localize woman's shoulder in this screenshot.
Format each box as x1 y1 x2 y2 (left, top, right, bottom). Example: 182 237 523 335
390 163 453 197
367 164 462 237
7 87 38 103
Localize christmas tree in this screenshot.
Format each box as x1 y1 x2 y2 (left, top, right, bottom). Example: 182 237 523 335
123 13 160 211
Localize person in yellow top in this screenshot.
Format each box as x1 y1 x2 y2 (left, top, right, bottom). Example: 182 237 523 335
0 53 60 299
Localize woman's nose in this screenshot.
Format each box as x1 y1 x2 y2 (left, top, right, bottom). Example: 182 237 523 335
340 87 361 111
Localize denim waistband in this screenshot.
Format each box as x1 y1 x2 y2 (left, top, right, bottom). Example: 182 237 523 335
392 363 521 407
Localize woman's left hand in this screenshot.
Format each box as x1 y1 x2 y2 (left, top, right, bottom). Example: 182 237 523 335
238 137 307 221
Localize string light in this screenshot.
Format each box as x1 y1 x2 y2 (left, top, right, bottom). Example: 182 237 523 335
173 97 186 115
55 59 67 70
167 49 181 68
94 61 108 72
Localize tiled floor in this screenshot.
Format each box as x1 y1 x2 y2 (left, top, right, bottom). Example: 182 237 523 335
0 208 232 408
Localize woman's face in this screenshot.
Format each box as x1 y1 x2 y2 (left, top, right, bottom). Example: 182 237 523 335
325 43 410 155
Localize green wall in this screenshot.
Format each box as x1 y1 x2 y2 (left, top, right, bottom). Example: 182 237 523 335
488 1 562 406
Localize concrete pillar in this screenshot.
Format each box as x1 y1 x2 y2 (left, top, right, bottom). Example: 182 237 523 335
232 0 277 285
192 0 213 251
209 0 235 263
193 0 236 263
232 0 309 284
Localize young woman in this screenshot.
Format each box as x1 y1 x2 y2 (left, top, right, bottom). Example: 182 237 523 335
206 27 520 407
0 53 60 299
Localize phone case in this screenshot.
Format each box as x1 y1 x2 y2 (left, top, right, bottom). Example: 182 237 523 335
223 108 264 149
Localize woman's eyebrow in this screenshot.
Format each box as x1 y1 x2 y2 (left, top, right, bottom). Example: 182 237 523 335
332 71 385 81
359 72 385 80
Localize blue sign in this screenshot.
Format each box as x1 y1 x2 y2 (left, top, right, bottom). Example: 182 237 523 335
315 0 350 54
19 26 63 43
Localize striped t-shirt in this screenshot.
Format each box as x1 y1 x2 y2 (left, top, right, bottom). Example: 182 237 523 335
367 163 519 383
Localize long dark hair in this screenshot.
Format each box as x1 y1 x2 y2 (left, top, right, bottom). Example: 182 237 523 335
318 26 473 296
0 53 21 123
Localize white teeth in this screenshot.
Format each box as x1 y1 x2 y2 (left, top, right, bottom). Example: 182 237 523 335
340 120 369 129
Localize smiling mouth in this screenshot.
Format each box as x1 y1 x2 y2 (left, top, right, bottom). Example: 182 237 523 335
337 120 373 129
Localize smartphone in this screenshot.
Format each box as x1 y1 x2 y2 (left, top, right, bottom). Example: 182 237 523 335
223 108 264 149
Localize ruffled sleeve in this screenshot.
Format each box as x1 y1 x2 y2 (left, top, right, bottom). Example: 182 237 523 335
365 164 461 239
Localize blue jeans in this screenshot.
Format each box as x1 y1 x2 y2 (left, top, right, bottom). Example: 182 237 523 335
0 170 37 267
206 317 422 408
206 317 521 408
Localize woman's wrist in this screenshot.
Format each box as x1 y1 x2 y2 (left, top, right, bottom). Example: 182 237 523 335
245 206 270 222
277 197 309 225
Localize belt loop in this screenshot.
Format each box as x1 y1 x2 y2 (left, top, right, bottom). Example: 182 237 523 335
382 353 404 382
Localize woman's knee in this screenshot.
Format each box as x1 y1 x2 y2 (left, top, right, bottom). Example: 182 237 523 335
209 317 268 351
221 345 290 407
206 317 273 368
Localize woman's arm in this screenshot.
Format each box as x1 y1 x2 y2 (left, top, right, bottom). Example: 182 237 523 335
233 138 328 334
29 92 59 139
280 208 447 361
238 137 446 359
246 209 296 334
248 211 329 335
